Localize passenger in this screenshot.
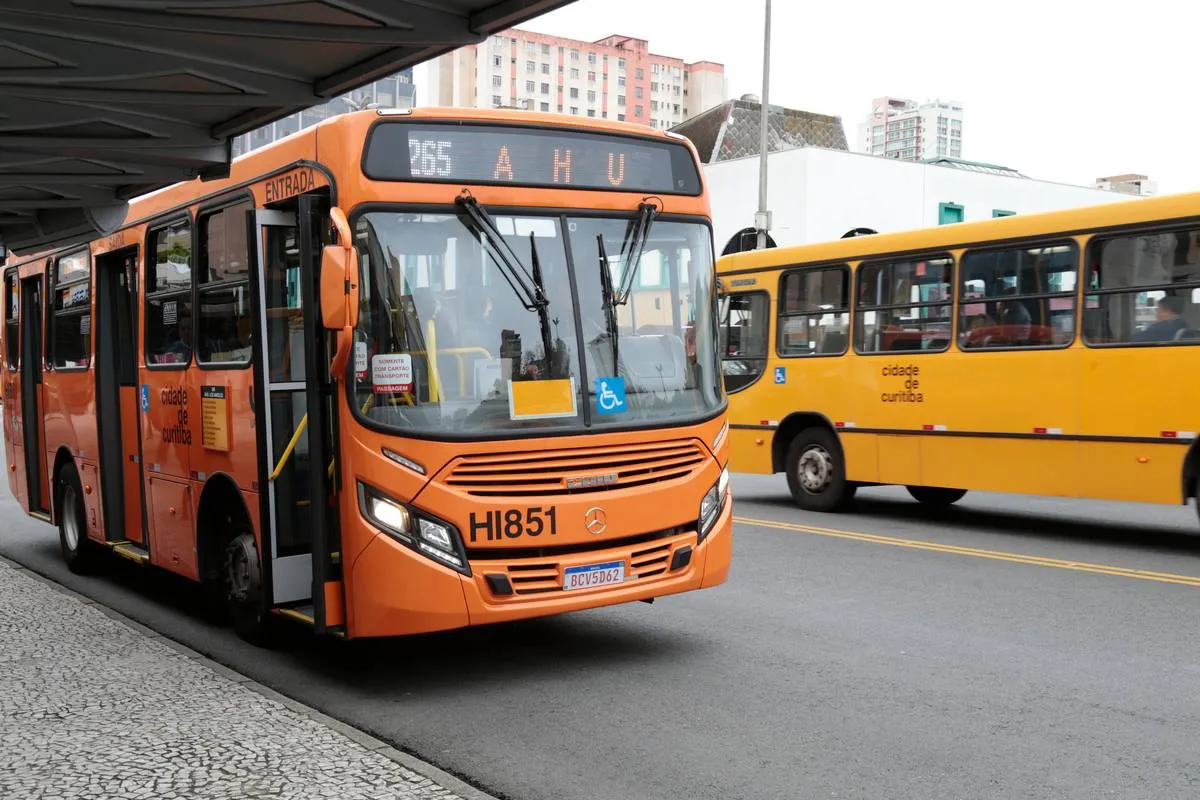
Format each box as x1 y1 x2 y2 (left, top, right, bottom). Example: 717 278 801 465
996 291 1031 342
1131 295 1187 343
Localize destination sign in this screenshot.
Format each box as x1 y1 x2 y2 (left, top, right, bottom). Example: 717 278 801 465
363 122 701 195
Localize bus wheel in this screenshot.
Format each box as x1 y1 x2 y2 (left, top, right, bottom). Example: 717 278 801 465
785 428 856 512
224 531 279 647
57 465 102 575
906 486 967 506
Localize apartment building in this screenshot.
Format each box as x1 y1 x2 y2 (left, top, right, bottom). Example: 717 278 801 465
857 96 963 161
421 31 727 129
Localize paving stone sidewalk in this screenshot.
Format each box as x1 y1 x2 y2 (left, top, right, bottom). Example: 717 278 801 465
0 558 479 800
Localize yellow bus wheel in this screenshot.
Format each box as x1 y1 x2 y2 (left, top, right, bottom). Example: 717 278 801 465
785 428 856 512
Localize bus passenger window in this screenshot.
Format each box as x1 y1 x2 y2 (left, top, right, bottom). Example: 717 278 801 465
959 242 1077 350
4 271 18 370
50 250 91 369
1083 228 1200 347
777 267 849 357
854 256 952 354
197 203 254 365
146 220 193 367
719 292 768 391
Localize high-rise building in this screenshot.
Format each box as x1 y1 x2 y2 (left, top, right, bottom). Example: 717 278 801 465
231 69 415 157
857 96 963 161
1094 173 1158 197
419 31 727 129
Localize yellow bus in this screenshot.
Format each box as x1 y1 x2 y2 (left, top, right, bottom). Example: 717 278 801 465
715 193 1200 521
2 107 732 644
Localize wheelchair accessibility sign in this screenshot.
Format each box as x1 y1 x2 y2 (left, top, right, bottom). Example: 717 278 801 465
774 367 786 384
595 377 627 414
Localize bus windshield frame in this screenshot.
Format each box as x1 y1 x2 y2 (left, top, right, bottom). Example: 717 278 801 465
348 204 725 441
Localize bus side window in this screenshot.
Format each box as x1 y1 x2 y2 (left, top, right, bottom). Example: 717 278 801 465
146 220 193 367
1083 228 1200 347
855 256 952 354
50 250 91 370
959 242 1077 350
4 271 18 370
719 291 768 392
778 266 849 357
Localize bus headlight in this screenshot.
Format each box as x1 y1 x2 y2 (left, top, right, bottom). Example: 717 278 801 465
698 466 730 542
358 482 470 575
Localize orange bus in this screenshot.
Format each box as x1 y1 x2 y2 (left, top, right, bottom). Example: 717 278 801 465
1 108 732 643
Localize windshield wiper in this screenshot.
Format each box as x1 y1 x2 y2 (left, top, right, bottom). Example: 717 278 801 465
613 201 658 306
526 231 556 377
596 233 620 372
454 192 556 376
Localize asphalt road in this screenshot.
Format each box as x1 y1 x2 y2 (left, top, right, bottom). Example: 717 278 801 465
4 472 1200 800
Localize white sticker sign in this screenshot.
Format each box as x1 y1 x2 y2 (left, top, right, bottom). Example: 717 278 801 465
354 341 368 379
372 353 413 393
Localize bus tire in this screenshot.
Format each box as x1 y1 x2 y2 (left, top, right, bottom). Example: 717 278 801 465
57 465 102 575
224 531 280 647
1195 475 1200 527
906 485 967 506
785 428 856 512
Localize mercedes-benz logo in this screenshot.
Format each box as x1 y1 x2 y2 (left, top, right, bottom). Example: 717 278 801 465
584 507 607 535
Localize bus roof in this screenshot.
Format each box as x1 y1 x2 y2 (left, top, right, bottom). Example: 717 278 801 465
718 191 1200 273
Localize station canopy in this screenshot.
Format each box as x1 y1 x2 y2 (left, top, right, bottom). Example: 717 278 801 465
0 0 575 256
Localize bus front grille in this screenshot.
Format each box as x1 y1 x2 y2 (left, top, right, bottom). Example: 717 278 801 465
486 540 677 596
444 439 707 497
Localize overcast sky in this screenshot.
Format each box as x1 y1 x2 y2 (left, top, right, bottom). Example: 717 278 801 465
498 0 1194 194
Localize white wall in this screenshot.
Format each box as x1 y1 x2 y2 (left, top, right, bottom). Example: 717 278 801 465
706 148 1137 252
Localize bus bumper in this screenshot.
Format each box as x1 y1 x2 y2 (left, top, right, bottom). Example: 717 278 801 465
347 498 732 637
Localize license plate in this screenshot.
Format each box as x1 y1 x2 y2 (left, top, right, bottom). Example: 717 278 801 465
563 560 625 591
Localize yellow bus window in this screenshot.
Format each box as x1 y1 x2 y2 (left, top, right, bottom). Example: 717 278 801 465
1083 229 1200 346
959 242 1077 349
777 267 849 356
854 256 952 354
719 292 768 391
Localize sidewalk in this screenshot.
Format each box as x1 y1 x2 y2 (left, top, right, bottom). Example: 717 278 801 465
0 558 487 800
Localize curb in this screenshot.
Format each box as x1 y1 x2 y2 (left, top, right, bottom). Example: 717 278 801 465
0 554 499 800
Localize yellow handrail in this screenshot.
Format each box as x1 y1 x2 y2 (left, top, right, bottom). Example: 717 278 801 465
270 413 308 482
426 319 443 403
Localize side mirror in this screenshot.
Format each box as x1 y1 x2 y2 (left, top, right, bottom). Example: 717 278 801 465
320 207 359 330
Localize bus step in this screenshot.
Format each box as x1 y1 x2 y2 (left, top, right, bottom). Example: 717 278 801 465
29 511 51 524
275 605 315 626
111 542 150 565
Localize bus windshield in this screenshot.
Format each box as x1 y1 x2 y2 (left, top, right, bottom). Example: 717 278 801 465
352 209 722 438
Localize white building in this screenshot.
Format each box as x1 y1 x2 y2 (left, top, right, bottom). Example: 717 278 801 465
706 147 1138 253
1094 173 1158 197
416 31 726 129
857 96 963 161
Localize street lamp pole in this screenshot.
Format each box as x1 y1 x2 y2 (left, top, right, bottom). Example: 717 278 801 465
755 0 772 250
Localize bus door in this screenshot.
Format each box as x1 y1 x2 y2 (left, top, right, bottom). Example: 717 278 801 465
250 204 337 628
18 274 47 514
94 248 143 543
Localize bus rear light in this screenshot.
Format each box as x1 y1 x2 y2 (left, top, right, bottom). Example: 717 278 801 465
382 447 426 475
357 482 470 575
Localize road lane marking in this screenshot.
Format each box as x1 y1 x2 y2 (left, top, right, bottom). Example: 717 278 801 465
734 515 1200 588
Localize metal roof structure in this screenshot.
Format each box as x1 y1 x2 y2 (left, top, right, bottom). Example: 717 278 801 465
922 157 1027 178
670 98 848 164
0 0 575 255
